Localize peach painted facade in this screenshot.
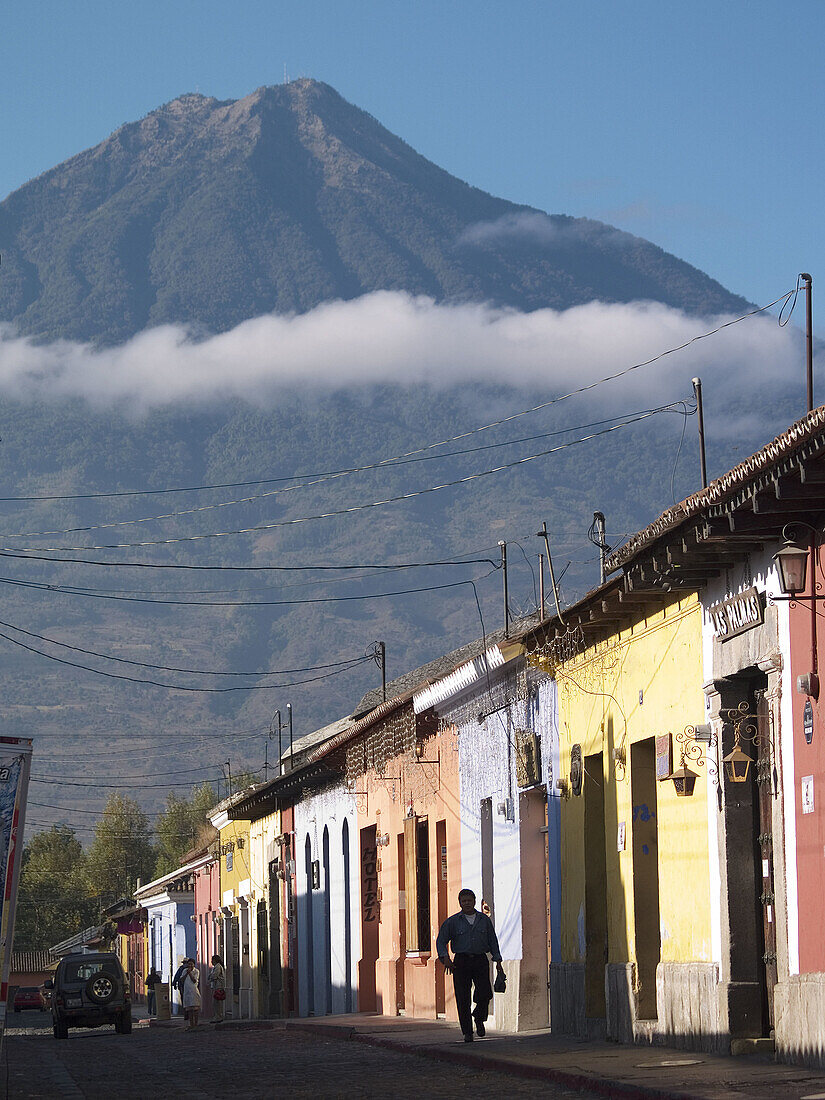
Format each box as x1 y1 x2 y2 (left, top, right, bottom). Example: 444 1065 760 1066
352 717 462 1023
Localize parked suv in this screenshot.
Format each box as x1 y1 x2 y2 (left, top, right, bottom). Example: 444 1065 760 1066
45 951 131 1039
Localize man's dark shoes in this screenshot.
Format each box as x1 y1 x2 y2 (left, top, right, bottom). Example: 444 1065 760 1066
474 1018 485 1037
463 1032 474 1042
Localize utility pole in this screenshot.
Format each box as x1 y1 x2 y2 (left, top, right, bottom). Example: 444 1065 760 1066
802 273 814 413
691 378 708 489
593 511 608 585
538 553 546 619
499 541 510 637
537 522 566 624
378 641 387 702
287 703 294 770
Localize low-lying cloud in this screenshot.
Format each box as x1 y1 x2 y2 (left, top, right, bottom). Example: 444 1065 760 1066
0 291 799 417
458 211 631 248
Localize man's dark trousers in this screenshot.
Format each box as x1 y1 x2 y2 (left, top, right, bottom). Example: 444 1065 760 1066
452 953 492 1036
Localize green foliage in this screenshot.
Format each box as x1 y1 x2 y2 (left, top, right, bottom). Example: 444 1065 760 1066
154 783 219 879
86 794 156 903
15 826 96 952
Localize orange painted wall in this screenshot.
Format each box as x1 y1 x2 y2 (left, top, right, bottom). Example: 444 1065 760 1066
355 722 462 1022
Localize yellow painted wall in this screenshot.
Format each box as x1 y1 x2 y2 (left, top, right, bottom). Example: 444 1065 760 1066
548 596 711 968
217 817 251 904
249 809 280 1013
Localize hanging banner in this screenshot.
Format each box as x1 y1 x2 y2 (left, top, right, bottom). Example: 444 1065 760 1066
0 738 33 1049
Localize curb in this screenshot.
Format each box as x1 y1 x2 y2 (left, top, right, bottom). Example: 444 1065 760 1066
283 1020 701 1100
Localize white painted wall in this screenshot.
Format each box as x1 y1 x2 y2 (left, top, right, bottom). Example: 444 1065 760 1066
293 782 360 1016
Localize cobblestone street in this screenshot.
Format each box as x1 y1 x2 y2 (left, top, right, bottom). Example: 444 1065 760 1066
1 1013 603 1100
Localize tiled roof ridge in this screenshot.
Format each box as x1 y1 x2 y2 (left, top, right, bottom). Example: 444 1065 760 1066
606 404 825 569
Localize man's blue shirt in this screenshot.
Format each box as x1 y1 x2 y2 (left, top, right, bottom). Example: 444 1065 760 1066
436 910 502 962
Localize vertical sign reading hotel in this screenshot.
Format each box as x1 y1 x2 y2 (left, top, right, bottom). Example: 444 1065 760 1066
0 738 33 1052
361 833 379 923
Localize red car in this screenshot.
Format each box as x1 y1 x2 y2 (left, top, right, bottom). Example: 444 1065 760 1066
14 986 43 1012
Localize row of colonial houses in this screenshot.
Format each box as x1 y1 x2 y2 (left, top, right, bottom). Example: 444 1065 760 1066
109 405 825 1067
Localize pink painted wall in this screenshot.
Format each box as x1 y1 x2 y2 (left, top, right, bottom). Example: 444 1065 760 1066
789 543 825 973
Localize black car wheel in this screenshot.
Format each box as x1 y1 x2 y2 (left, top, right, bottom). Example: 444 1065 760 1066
85 972 120 1005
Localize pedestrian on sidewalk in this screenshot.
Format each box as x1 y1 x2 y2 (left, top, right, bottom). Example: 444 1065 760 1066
436 888 505 1043
181 958 201 1029
145 966 162 1017
207 954 226 1023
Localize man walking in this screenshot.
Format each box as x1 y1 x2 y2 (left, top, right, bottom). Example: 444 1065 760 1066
436 888 505 1042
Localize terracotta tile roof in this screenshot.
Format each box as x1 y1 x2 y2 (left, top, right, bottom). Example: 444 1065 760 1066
605 404 825 571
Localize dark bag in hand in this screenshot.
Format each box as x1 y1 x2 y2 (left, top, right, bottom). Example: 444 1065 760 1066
494 969 507 993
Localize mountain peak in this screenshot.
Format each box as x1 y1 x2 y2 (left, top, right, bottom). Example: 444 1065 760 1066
0 81 748 344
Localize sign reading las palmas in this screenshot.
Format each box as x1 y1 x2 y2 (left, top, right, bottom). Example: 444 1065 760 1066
708 586 764 642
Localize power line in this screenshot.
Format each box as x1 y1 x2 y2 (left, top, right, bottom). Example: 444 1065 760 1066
30 776 235 790
1 404 687 552
27 799 215 818
0 621 375 678
0 291 790 508
0 625 382 691
31 765 221 782
3 403 692 539
0 573 491 608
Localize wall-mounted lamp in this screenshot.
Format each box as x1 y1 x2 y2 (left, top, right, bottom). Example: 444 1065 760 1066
772 524 824 600
722 737 754 784
670 760 700 797
718 701 760 784
774 538 809 595
556 777 570 797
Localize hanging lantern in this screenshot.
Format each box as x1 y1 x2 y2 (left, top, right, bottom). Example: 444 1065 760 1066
773 539 809 596
723 740 753 784
670 760 699 797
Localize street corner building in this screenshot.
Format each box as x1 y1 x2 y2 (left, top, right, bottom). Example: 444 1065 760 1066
530 404 825 1065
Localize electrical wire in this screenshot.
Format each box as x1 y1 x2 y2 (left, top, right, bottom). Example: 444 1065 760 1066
31 765 221 782
29 777 234 790
2 402 694 539
1 404 687 552
0 573 492 608
0 626 387 692
0 290 792 508
0 621 375 678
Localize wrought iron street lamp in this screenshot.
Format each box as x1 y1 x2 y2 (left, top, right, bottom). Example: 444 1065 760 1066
773 538 809 596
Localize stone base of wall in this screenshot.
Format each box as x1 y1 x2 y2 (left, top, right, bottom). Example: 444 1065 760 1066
553 961 726 1052
604 962 724 1053
549 962 586 1037
493 959 550 1033
606 963 636 1044
657 962 725 1053
775 974 825 1069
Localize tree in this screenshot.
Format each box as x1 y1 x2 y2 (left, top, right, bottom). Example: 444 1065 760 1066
154 782 219 878
15 826 96 951
86 794 156 904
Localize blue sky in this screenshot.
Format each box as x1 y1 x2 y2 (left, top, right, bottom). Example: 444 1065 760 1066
3 0 823 311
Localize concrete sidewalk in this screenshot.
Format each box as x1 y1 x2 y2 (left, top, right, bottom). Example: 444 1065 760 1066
282 1013 825 1100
